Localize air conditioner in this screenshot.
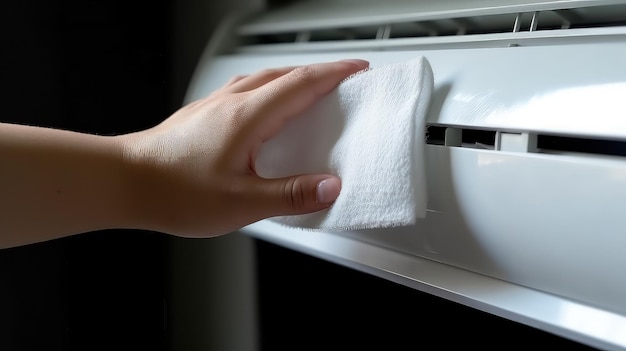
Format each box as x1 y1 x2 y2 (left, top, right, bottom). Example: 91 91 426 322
185 1 626 349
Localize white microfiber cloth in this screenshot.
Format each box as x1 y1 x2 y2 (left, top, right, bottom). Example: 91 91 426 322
255 56 434 230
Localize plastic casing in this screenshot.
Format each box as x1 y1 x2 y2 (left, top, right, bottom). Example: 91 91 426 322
186 31 626 350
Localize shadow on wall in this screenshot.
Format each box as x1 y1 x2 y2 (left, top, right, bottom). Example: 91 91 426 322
169 0 265 108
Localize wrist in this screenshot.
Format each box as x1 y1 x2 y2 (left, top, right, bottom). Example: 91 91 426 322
114 132 175 234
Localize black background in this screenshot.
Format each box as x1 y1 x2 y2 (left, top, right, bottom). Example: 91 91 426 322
1 1 169 349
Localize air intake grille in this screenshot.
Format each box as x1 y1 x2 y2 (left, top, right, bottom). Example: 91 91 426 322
235 0 626 51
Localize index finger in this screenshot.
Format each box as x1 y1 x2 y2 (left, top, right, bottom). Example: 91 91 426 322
248 59 369 142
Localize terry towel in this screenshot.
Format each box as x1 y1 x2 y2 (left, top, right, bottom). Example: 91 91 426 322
256 56 434 230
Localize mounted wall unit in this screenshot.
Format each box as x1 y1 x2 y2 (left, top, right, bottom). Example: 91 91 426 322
185 1 626 349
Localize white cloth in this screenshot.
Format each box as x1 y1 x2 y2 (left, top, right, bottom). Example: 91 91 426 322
256 56 434 230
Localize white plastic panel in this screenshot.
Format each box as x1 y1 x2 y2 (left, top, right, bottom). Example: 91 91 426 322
186 40 626 350
340 145 626 315
242 220 626 351
187 42 626 139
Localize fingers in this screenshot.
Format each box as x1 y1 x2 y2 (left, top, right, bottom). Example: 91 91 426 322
246 59 369 142
245 174 341 218
221 66 299 94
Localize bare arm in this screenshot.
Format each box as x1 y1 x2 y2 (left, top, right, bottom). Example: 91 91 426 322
0 59 369 249
0 123 132 247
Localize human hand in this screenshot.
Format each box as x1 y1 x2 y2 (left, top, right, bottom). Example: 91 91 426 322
119 59 370 238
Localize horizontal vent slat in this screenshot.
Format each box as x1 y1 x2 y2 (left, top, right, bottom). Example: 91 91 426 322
426 125 626 158
237 2 626 48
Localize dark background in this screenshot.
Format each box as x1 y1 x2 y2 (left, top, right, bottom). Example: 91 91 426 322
0 1 601 350
0 1 170 350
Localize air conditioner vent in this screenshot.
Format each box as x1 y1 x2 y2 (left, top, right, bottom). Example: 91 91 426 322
236 0 626 52
425 125 626 158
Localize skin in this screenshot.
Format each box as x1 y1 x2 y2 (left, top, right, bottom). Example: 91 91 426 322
0 59 370 249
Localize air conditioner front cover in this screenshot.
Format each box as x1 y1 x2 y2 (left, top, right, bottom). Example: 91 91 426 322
185 1 626 349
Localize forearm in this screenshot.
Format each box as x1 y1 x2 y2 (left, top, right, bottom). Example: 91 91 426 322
0 122 133 248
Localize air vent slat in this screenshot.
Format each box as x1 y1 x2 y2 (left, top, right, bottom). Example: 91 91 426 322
425 125 626 158
237 1 626 49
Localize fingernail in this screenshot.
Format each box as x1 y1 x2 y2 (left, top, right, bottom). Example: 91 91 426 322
339 59 369 67
316 177 341 204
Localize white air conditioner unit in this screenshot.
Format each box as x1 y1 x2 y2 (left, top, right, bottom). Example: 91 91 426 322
185 1 626 349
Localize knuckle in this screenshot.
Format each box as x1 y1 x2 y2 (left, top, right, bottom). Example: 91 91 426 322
259 68 282 78
283 178 306 211
221 93 247 113
228 74 246 84
290 65 317 85
208 94 250 129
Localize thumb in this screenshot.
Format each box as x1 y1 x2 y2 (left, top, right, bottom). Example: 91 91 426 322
253 174 341 217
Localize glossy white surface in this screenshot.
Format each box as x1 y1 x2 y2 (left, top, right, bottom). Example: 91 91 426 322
241 221 626 350
342 146 626 315
188 42 626 139
186 35 626 350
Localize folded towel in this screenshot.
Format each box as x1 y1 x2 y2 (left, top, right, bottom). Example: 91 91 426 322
255 56 434 230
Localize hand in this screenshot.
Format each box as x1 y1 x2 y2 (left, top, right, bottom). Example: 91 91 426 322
0 59 369 247
118 59 370 238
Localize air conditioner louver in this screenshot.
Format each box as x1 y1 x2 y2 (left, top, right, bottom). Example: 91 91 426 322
234 0 626 52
